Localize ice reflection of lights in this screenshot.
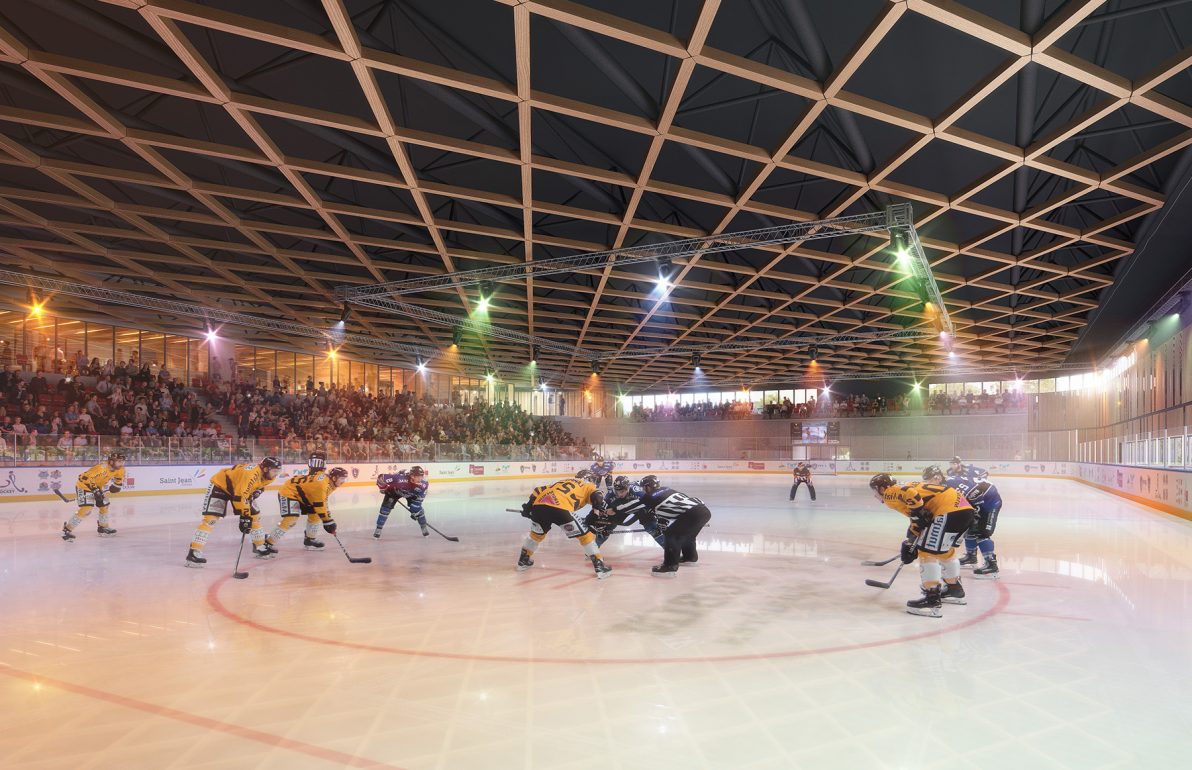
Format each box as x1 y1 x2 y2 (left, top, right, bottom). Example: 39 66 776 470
1015 556 1135 611
619 532 820 557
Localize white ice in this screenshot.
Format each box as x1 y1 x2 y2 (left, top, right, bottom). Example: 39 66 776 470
1 474 1190 770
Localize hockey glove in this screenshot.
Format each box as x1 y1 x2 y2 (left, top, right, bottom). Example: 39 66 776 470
108 483 122 494
520 502 533 518
900 539 918 565
323 519 337 535
238 515 252 535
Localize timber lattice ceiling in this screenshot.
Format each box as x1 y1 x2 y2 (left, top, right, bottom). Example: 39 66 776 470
0 0 1191 389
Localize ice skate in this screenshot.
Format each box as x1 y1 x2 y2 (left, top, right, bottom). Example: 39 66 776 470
516 548 534 571
61 523 76 542
940 582 966 605
651 563 679 578
303 536 325 550
96 526 117 537
973 554 1000 579
591 555 612 579
185 549 206 568
906 587 943 617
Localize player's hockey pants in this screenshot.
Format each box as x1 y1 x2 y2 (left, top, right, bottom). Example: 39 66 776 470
789 478 816 501
660 504 711 568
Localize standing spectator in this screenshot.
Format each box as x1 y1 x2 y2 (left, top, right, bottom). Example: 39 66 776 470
29 370 48 406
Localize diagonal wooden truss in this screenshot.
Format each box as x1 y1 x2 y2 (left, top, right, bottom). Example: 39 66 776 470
0 0 1187 390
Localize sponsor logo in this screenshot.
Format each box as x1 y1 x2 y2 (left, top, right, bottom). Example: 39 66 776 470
351 467 359 479
748 462 766 471
519 464 536 473
469 464 485 476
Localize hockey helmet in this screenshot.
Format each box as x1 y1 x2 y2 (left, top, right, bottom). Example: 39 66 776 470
259 455 282 479
922 465 945 483
574 468 594 482
107 451 126 467
307 451 326 470
408 465 427 478
612 475 632 495
639 474 661 491
327 466 349 487
868 473 896 500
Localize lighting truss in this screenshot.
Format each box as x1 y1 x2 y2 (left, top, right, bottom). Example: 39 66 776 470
0 269 507 373
341 203 953 352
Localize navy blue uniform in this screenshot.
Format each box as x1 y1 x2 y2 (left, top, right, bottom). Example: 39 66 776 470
589 460 616 492
944 472 1001 556
584 483 665 547
375 472 429 534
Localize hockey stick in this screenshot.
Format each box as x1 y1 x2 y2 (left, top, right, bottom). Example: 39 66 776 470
332 533 372 564
231 532 250 580
861 554 900 567
54 488 76 504
396 498 459 542
864 563 903 589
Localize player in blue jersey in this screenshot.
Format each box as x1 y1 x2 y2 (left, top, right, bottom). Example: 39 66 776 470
948 456 988 482
588 454 616 493
925 464 1001 578
374 466 430 538
583 476 666 548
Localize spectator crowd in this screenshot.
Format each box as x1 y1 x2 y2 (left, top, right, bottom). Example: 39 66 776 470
629 389 1026 422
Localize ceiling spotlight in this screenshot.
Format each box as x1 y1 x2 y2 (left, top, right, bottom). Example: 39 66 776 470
485 369 494 381
892 228 911 263
452 327 464 347
591 359 601 375
530 345 540 365
205 329 218 343
338 303 351 324
809 346 818 362
691 352 701 368
416 358 427 372
538 378 547 391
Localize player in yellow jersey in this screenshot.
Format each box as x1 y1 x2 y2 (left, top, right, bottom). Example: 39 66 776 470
185 457 282 568
61 452 126 541
516 469 612 579
869 473 975 617
267 466 348 552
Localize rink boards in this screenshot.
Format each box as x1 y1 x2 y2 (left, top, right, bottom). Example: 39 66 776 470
2 457 1190 521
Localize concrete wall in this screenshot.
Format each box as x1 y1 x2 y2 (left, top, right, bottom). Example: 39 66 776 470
557 412 1030 460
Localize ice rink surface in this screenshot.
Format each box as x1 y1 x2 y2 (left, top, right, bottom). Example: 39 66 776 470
1 472 1191 770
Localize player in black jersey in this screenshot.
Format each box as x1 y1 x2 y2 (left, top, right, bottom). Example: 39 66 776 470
637 475 711 577
584 476 666 548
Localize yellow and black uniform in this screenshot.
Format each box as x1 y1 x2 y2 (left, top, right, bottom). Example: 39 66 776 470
188 462 275 555
64 460 127 536
789 463 816 501
516 476 612 579
269 471 339 548
879 482 974 568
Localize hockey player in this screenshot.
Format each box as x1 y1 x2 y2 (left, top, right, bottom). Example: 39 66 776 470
636 475 711 577
374 466 429 538
789 462 816 501
185 457 282 567
289 451 326 479
588 454 616 493
584 475 666 548
948 456 988 481
925 464 1002 579
516 470 612 579
61 452 126 540
869 473 975 617
268 466 348 552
